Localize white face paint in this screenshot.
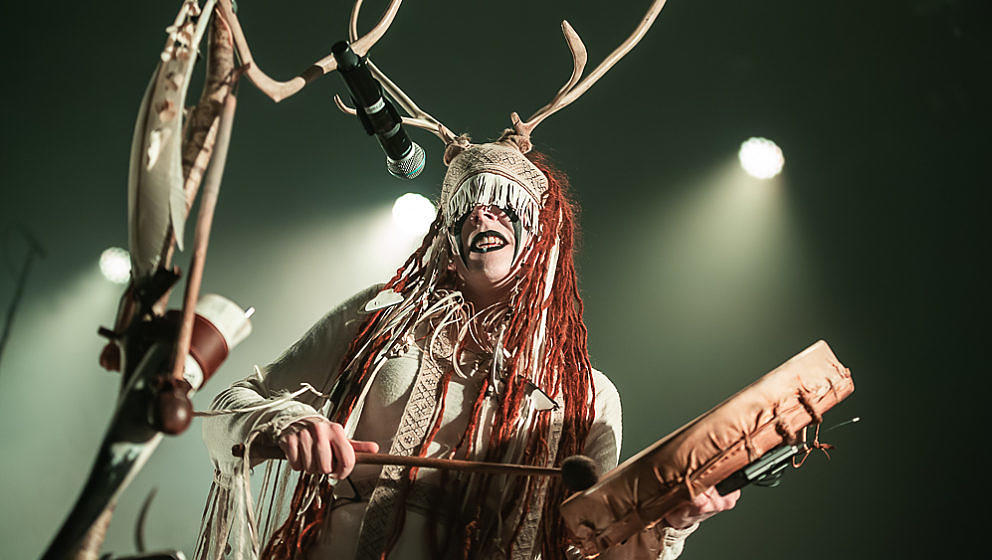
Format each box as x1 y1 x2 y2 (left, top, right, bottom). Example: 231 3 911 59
453 205 527 306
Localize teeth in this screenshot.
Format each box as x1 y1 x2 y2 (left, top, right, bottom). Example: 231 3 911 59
471 233 508 251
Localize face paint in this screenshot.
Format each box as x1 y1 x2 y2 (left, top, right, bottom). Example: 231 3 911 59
453 205 521 263
468 230 510 253
455 206 519 287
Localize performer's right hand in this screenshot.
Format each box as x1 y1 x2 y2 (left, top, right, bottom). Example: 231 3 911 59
277 418 380 478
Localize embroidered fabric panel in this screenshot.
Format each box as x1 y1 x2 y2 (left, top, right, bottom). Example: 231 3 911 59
354 342 448 559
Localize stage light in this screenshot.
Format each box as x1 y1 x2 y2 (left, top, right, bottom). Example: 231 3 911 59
738 137 784 179
392 193 436 236
99 247 131 284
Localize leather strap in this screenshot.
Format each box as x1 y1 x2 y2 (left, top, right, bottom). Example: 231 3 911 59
354 339 449 559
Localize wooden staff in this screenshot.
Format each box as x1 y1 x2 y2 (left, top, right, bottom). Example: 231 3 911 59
169 91 237 383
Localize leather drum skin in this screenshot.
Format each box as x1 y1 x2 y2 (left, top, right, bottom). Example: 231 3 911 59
559 340 854 556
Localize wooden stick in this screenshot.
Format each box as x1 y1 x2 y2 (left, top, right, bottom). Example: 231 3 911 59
232 443 561 478
181 10 236 214
169 92 238 382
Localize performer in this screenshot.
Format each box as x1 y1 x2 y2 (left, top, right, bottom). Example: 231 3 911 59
199 139 738 560
195 2 738 558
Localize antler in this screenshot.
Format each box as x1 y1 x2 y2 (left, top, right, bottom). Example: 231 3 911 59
216 0 404 102
510 0 670 143
332 0 457 144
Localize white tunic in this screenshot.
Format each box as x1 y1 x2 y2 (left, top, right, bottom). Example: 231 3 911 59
202 286 696 559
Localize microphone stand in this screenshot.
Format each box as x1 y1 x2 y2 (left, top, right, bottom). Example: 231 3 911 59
0 226 45 376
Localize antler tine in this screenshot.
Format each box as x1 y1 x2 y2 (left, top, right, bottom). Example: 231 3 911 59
367 62 457 143
216 0 404 103
333 94 360 117
552 21 589 104
333 94 454 143
512 0 669 138
349 0 363 42
348 0 457 145
348 0 403 56
510 20 588 137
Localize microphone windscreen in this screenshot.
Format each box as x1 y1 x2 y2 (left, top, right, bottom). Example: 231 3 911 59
561 454 600 493
386 142 426 180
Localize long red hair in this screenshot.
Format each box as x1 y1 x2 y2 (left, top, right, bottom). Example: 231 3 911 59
263 151 595 560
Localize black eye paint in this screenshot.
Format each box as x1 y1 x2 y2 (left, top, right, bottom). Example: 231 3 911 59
452 206 517 233
453 212 470 233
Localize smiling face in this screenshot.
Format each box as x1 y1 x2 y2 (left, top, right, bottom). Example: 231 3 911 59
453 204 525 305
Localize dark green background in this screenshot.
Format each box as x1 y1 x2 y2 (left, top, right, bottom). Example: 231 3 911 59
0 1 984 558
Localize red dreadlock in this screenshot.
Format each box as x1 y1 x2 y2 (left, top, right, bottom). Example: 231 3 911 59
474 151 595 560
263 151 595 560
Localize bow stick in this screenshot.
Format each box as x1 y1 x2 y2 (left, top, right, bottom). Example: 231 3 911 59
44 3 236 557
43 71 240 560
43 2 412 557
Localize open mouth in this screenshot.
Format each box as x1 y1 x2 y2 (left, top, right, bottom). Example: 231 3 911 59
469 230 510 253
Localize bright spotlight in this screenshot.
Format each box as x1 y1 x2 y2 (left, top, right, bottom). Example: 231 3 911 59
99 247 131 284
392 193 436 236
738 137 784 179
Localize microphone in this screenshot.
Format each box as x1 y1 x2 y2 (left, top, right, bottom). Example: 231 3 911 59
331 41 425 180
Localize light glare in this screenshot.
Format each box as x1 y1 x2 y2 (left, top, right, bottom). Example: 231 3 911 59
738 137 785 179
391 193 436 237
99 247 131 284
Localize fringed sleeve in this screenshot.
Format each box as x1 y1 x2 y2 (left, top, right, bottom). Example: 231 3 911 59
197 284 383 559
582 370 698 560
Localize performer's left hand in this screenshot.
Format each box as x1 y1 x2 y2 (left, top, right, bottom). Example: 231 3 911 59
663 487 740 530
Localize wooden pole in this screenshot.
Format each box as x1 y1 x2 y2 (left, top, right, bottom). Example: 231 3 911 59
170 91 237 382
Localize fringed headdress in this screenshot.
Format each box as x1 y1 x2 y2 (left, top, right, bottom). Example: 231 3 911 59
198 1 673 559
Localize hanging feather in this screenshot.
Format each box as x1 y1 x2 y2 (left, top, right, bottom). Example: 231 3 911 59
127 0 217 279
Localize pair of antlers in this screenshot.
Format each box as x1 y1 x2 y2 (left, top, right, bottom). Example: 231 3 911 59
217 0 670 147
